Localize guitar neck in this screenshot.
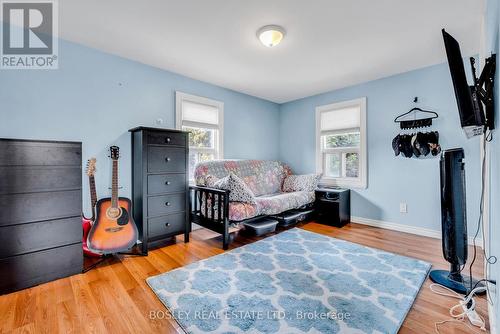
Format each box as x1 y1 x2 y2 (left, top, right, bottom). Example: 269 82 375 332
89 175 97 207
111 159 118 208
89 175 97 220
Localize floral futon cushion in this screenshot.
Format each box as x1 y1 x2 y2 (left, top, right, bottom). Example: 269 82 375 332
195 160 315 222
256 191 315 216
195 160 291 196
282 174 322 192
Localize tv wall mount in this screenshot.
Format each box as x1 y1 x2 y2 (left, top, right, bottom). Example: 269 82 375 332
471 54 496 131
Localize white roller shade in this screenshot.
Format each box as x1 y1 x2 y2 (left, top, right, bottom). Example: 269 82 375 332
320 106 360 132
182 101 219 125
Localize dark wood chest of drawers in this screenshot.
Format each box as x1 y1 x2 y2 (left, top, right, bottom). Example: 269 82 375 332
0 139 83 294
129 127 190 252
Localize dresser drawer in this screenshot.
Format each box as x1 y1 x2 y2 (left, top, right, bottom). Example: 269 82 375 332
0 190 82 226
0 140 81 166
0 243 82 294
147 147 186 173
147 131 186 147
148 193 186 217
147 174 186 195
0 166 81 194
0 217 81 258
148 212 186 240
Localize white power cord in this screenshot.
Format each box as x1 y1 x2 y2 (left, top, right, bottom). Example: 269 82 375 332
430 283 487 333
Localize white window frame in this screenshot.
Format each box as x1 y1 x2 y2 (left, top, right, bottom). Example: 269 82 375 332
315 97 367 189
175 91 224 179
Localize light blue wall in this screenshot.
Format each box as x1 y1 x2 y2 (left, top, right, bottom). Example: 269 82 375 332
485 0 500 329
279 62 481 235
0 39 281 216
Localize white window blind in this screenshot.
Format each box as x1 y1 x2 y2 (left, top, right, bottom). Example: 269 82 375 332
320 106 360 133
182 101 219 127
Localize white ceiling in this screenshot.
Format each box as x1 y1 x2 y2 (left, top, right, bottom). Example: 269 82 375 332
59 0 484 103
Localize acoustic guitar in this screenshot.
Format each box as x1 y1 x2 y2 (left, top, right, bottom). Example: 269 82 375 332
82 158 102 257
87 146 138 254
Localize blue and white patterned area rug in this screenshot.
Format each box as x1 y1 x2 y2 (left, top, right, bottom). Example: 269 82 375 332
147 228 431 334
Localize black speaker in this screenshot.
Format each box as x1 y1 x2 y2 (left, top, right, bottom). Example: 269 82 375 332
441 148 468 269
429 148 483 294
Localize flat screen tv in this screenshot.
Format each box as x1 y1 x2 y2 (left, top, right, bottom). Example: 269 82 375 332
442 29 486 138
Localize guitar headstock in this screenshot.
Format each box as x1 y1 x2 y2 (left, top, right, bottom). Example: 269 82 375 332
85 158 97 177
110 146 120 160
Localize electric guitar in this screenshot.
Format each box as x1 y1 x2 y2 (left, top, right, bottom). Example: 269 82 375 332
82 158 102 257
87 146 138 254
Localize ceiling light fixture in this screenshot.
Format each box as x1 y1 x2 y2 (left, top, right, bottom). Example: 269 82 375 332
257 25 285 48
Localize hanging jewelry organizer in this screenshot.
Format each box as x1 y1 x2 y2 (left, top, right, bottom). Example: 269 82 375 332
392 97 441 159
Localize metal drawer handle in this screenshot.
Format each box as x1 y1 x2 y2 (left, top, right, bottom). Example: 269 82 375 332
165 157 171 162
165 222 170 227
165 202 171 206
165 181 171 185
165 137 171 143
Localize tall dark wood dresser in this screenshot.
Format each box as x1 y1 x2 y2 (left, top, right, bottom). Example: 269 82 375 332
129 127 190 253
0 139 83 294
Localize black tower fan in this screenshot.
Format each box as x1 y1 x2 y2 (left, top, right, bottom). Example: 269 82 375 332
429 148 483 294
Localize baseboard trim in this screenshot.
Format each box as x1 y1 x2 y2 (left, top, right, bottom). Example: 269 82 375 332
488 302 496 334
487 284 497 333
351 216 483 247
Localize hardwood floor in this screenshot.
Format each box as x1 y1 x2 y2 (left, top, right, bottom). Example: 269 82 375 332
0 222 488 334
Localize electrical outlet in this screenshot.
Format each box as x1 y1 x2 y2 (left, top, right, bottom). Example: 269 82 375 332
400 202 408 213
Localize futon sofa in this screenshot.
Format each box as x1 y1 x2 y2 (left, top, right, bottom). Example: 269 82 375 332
189 160 316 249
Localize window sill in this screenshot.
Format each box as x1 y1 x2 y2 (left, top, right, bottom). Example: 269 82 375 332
320 177 367 189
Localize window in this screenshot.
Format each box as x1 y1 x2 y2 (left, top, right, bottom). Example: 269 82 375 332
316 97 367 188
176 92 223 181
